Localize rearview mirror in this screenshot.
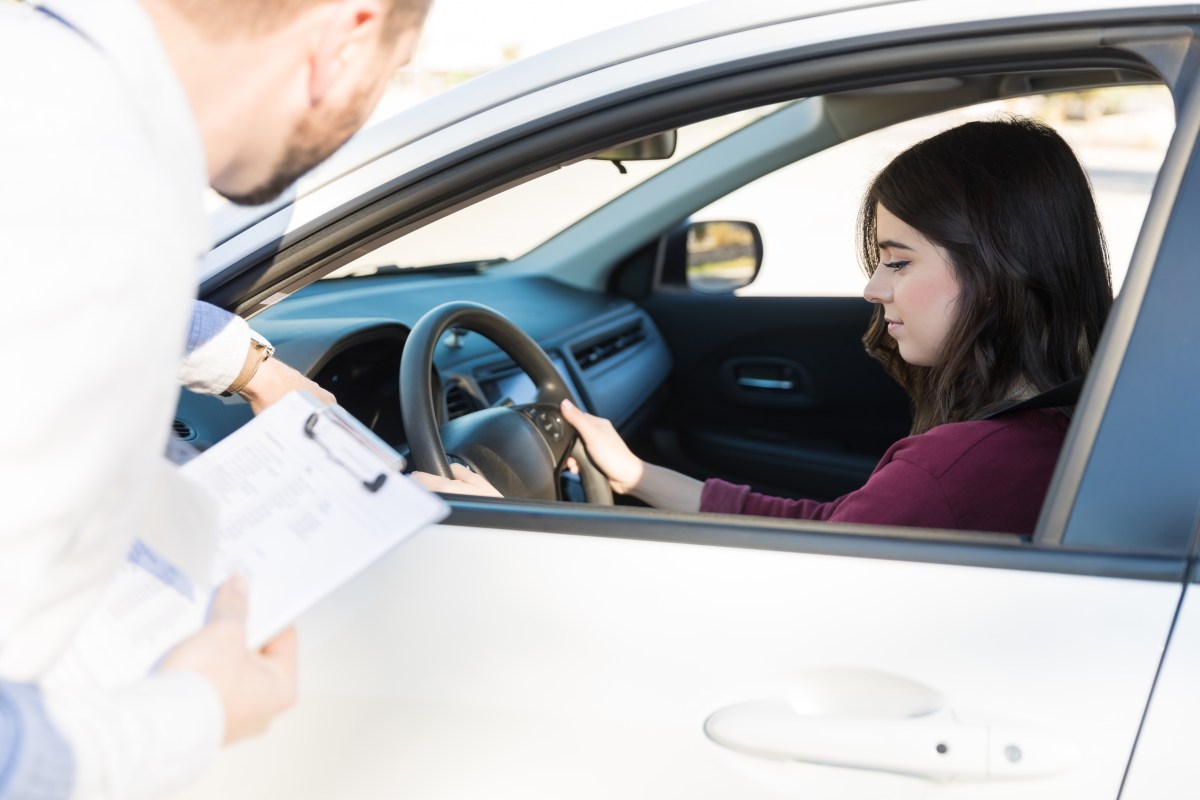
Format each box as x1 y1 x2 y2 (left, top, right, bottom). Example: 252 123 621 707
686 220 763 294
591 130 678 162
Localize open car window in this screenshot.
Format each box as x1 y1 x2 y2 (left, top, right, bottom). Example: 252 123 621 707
321 104 785 278
315 85 1171 297
699 85 1173 297
244 75 1174 544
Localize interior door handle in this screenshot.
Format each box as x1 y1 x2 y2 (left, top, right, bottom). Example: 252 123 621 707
736 377 795 391
722 357 813 406
704 668 1080 782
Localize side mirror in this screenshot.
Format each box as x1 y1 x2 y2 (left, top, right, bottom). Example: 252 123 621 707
591 130 678 163
685 220 763 294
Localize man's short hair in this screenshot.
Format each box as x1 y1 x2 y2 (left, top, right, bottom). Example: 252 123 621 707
168 0 431 42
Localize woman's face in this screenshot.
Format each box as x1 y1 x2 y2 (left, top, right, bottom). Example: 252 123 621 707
863 204 961 367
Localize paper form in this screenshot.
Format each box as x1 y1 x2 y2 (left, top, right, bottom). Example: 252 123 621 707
49 391 447 690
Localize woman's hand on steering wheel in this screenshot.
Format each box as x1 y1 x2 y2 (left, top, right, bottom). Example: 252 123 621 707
560 399 645 496
410 463 503 498
401 301 612 504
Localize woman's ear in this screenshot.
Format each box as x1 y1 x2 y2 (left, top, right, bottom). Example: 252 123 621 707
307 0 388 106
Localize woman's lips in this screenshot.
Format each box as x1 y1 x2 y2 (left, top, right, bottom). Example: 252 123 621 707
886 319 902 335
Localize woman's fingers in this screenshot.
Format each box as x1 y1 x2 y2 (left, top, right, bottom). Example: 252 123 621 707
449 463 503 496
410 467 503 497
561 397 589 427
560 399 642 493
408 471 449 493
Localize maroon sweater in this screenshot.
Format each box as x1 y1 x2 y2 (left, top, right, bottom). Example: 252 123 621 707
699 409 1069 535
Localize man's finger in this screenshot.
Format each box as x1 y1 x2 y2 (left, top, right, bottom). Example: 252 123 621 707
261 626 298 661
209 576 250 624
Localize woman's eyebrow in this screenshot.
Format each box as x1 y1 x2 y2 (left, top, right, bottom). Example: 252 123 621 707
877 239 914 251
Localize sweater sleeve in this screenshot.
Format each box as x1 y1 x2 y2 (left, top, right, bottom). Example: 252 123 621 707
700 478 843 520
700 456 959 529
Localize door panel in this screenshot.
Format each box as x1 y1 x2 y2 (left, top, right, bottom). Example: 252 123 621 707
638 294 910 500
172 524 1179 800
1119 567 1200 799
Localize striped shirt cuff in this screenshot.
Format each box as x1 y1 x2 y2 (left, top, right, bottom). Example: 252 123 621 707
178 300 252 395
0 682 74 800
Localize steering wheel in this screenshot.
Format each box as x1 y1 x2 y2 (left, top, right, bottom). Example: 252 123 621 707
400 301 613 504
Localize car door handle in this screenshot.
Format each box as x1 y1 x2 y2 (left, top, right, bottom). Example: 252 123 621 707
721 357 813 406
736 376 795 391
704 668 1080 782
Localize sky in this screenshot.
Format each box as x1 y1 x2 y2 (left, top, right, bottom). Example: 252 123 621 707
414 0 702 71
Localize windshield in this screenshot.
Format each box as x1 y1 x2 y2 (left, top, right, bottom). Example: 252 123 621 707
322 104 786 279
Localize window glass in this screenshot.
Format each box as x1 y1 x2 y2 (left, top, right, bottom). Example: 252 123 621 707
692 86 1174 297
323 105 784 278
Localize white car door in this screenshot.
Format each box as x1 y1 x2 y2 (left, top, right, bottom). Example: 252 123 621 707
173 520 1183 799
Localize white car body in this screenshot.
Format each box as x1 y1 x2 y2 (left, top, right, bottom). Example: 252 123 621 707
174 1 1200 798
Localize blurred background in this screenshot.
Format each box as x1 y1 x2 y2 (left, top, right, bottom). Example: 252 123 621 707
372 0 699 118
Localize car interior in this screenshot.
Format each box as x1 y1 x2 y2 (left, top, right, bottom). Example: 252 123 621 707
180 37 1174 542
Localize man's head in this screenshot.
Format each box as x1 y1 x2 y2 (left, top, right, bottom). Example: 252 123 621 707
145 0 432 205
164 0 429 41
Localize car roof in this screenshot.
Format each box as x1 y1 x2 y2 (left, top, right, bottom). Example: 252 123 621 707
204 0 1196 280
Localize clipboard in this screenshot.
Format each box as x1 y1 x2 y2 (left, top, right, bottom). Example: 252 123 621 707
302 401 405 492
48 391 447 691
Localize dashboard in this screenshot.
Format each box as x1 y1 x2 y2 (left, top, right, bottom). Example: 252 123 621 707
173 273 672 457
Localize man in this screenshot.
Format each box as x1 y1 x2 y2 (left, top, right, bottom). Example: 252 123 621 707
0 0 430 796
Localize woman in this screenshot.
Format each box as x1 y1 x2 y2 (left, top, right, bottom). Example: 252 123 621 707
420 116 1113 535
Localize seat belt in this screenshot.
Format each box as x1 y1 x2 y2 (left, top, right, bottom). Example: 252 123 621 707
983 376 1084 419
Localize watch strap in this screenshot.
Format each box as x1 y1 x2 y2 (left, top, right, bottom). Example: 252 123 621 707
221 337 273 397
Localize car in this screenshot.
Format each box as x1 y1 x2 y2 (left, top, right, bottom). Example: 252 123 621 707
171 1 1199 797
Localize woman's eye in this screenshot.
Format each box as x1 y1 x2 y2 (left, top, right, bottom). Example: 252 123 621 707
883 260 910 271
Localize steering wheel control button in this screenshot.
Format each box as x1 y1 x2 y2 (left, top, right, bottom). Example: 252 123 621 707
536 409 565 442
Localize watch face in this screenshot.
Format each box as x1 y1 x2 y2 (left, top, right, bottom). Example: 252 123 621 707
249 330 275 356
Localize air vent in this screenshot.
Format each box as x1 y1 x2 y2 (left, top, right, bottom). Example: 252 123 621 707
444 381 479 420
172 419 196 440
572 322 645 370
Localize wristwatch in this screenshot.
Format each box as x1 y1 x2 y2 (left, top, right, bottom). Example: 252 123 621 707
221 330 275 397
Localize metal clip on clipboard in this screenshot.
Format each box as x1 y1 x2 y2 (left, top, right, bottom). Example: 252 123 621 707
302 401 407 493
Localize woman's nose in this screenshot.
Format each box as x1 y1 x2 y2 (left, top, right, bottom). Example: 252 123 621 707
863 267 892 304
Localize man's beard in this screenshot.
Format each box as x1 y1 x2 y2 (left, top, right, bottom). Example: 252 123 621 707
222 87 371 207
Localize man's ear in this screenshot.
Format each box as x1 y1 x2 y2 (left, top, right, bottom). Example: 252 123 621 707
307 0 387 105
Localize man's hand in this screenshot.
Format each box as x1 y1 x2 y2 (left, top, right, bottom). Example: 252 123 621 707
161 577 298 744
238 356 336 415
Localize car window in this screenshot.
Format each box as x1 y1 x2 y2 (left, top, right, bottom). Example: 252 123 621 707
322 86 1171 294
323 104 786 278
700 86 1173 297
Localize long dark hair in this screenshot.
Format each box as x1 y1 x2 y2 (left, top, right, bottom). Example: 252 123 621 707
858 116 1112 434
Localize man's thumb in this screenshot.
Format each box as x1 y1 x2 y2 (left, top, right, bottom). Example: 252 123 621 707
209 575 250 624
